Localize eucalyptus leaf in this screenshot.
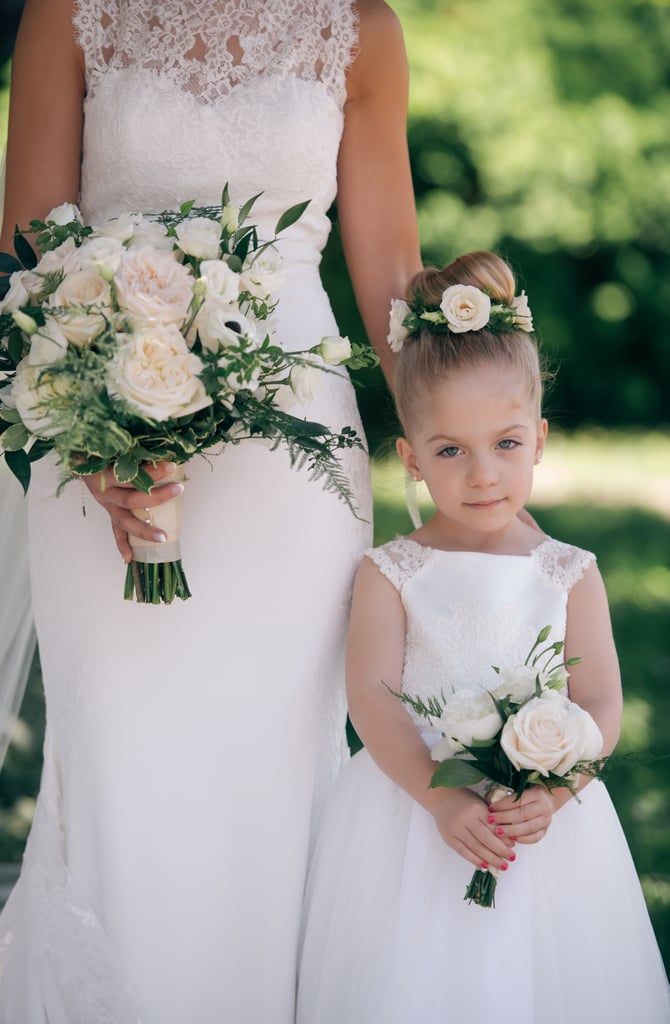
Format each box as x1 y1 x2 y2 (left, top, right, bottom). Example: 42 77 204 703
274 200 310 235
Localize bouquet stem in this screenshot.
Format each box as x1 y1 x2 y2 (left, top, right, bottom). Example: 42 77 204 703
125 464 191 604
463 784 514 909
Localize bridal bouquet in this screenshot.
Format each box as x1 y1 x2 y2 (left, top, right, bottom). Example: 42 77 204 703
0 187 375 603
398 626 607 907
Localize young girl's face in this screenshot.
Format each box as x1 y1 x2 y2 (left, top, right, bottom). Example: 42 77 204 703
397 362 547 546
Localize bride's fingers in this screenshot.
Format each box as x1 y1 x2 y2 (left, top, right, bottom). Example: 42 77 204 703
112 522 133 563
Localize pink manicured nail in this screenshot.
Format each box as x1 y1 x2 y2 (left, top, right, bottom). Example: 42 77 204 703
500 862 509 871
495 826 505 836
487 814 496 824
508 852 517 862
479 861 489 869
488 805 495 813
510 836 518 842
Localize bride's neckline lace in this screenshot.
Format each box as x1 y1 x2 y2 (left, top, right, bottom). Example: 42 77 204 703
72 0 359 107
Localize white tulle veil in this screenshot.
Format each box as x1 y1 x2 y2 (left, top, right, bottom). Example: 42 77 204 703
0 149 36 769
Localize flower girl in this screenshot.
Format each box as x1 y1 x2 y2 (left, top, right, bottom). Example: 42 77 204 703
297 251 670 1023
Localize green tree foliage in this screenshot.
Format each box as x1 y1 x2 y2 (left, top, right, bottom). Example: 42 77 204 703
324 0 670 445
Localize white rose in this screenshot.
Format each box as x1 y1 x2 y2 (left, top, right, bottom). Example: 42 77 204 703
45 203 82 226
108 323 212 421
440 284 491 333
35 237 82 277
199 259 241 304
174 217 221 260
491 663 568 704
434 689 503 754
289 355 324 405
114 246 194 326
78 235 125 275
124 216 172 251
239 247 285 299
94 212 142 243
387 298 411 352
10 358 68 437
0 271 31 312
195 302 259 352
511 290 534 332
319 335 352 365
500 694 603 777
47 268 113 346
29 318 69 366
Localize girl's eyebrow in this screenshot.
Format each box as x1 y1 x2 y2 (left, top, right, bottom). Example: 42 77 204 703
425 423 531 445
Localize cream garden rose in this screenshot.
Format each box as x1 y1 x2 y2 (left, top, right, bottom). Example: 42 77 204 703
440 284 491 333
500 692 603 777
47 268 114 346
10 359 68 438
114 247 194 326
108 324 212 421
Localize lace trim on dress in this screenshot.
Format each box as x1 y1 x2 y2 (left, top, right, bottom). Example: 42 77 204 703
365 539 434 593
72 0 359 108
530 539 596 593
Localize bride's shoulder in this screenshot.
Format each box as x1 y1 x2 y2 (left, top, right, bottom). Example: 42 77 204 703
348 1 407 99
354 0 405 43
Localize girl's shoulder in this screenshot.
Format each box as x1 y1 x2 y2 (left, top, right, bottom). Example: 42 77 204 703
529 537 597 593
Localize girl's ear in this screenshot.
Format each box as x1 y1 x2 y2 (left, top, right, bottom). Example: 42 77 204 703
396 436 422 481
535 418 548 464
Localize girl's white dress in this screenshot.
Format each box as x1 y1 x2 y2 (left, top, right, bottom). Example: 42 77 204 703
297 537 670 1024
0 3 372 1022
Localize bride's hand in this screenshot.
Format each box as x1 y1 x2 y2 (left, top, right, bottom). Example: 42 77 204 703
85 461 184 563
430 788 515 871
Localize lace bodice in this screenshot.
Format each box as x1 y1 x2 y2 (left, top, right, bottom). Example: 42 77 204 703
367 538 596 730
72 1 358 259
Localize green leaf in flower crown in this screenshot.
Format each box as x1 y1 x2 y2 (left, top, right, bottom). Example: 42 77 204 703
0 251 23 275
0 422 30 451
4 448 31 493
13 227 37 270
180 199 195 216
275 200 310 236
429 759 488 789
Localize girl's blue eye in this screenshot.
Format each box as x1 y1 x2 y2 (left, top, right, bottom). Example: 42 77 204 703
438 445 462 458
497 438 520 450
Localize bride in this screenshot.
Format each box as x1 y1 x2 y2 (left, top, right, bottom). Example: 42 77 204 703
0 1 421 1020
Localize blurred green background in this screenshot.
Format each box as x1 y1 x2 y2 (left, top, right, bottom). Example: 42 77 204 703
0 0 669 970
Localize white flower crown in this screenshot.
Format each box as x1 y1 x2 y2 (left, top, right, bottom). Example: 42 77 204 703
387 284 534 353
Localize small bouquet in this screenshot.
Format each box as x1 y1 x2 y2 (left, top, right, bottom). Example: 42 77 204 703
0 187 375 603
398 626 607 908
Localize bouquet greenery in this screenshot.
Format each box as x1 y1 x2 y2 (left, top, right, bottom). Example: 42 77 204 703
0 186 375 603
398 626 607 907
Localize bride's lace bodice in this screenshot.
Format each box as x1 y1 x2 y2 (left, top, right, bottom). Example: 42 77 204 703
367 538 595 729
72 1 357 256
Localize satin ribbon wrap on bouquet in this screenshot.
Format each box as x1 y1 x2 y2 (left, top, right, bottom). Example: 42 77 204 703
0 186 378 605
125 464 189 604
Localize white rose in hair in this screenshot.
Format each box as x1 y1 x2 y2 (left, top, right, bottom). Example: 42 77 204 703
114 247 194 326
47 268 113 346
500 693 603 777
290 355 324 405
431 689 503 760
511 290 534 332
319 335 352 365
108 323 211 421
199 259 241 304
174 217 221 261
387 297 411 352
45 203 83 226
440 284 491 333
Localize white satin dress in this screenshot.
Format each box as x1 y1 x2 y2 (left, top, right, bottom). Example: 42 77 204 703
0 3 372 1021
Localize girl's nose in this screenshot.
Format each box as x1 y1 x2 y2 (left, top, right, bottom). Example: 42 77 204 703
467 453 499 487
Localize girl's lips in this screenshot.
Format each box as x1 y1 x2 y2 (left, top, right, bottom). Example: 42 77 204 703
465 499 504 510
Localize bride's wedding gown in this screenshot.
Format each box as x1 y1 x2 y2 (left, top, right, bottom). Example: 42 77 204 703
0 4 371 1021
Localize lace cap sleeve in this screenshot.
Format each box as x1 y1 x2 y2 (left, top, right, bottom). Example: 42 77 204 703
364 539 433 594
531 539 596 593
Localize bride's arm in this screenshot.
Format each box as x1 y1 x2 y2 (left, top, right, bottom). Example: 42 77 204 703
338 0 422 387
1 0 177 560
0 0 84 252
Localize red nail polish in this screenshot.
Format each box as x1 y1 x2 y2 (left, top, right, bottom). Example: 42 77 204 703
479 861 488 869
487 814 496 824
495 826 505 836
500 862 509 871
510 836 518 842
488 805 495 813
508 852 517 862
